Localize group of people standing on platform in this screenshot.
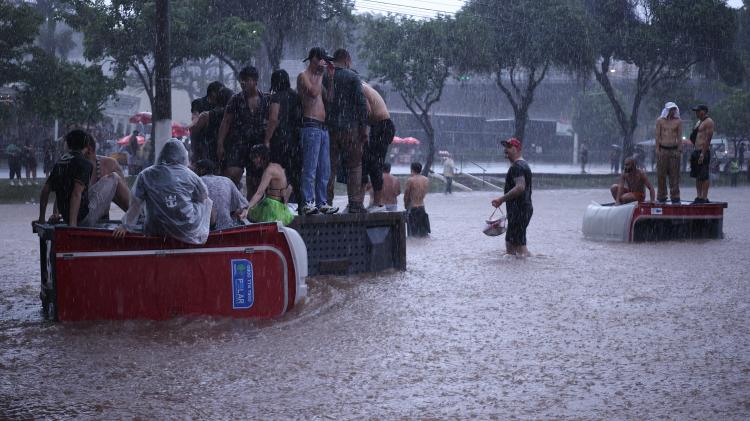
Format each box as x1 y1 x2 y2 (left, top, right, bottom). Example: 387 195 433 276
33 47 451 245
188 47 397 221
611 102 717 205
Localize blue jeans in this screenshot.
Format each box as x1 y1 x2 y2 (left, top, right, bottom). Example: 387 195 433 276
301 126 330 206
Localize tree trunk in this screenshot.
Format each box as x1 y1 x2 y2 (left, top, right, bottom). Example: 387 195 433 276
513 104 529 142
420 112 436 176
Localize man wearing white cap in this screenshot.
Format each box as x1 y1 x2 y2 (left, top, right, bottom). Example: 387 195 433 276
655 101 683 203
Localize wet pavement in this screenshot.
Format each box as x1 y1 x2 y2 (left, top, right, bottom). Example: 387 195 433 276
1 187 749 419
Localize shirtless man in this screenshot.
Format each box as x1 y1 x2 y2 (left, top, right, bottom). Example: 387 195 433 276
381 163 400 211
296 47 337 215
360 82 395 212
404 162 430 237
611 157 655 204
655 102 683 203
689 104 715 203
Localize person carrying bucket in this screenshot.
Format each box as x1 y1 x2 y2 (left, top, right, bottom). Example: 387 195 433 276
491 137 533 257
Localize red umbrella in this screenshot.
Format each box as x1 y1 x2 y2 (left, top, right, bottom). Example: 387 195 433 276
117 134 146 145
172 122 190 138
392 136 421 145
129 112 152 124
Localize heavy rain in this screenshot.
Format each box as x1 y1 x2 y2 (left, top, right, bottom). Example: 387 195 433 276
1 0 749 419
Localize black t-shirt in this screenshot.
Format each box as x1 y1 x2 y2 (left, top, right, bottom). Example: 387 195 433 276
504 159 533 208
48 151 92 224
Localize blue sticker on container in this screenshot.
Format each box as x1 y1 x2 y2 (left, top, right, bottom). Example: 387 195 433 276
231 259 254 309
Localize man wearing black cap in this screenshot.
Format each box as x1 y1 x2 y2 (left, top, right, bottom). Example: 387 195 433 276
492 137 533 257
324 48 370 213
296 47 338 215
689 104 714 203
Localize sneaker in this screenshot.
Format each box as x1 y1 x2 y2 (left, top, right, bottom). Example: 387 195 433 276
657 198 668 203
691 198 706 204
318 203 339 214
302 202 319 215
671 198 681 204
9 180 15 186
368 205 387 213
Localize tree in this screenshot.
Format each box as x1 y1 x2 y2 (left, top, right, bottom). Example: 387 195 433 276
34 0 76 60
212 0 354 72
19 53 123 127
360 15 453 175
714 88 750 156
0 0 42 85
584 0 744 157
66 0 223 118
190 11 264 80
572 89 622 150
455 0 592 142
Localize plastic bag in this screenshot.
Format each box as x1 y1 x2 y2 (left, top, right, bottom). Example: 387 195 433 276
124 139 212 244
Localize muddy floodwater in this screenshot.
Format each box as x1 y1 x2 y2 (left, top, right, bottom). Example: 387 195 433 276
1 187 749 419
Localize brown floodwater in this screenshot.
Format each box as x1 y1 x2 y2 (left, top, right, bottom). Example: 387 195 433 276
1 187 749 419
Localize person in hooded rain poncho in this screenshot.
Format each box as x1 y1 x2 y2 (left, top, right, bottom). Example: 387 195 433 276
114 139 213 244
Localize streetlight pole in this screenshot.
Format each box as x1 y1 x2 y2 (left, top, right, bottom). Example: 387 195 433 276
153 0 171 164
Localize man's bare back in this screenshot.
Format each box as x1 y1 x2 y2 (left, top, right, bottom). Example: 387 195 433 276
362 82 390 124
404 174 428 208
297 68 326 121
656 117 682 149
381 173 400 205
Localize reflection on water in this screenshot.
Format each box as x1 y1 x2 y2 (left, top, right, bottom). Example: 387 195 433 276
1 187 749 419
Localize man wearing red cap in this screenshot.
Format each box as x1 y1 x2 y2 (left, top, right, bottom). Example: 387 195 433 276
492 138 533 257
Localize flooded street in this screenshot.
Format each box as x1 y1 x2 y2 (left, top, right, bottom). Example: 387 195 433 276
1 187 749 419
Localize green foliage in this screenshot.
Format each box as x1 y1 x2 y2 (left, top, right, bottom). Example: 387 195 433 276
454 0 592 140
573 90 622 148
19 53 124 126
361 15 453 108
584 0 743 154
713 89 750 140
360 15 454 175
65 0 220 103
211 0 354 70
0 1 43 85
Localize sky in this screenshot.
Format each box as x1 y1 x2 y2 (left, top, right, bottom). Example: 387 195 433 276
354 0 745 19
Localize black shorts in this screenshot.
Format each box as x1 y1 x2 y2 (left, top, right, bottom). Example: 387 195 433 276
690 150 710 181
224 135 263 170
362 119 395 190
506 204 533 246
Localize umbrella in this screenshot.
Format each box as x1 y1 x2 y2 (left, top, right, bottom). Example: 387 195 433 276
117 134 146 145
172 122 190 138
129 112 152 124
392 136 420 145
